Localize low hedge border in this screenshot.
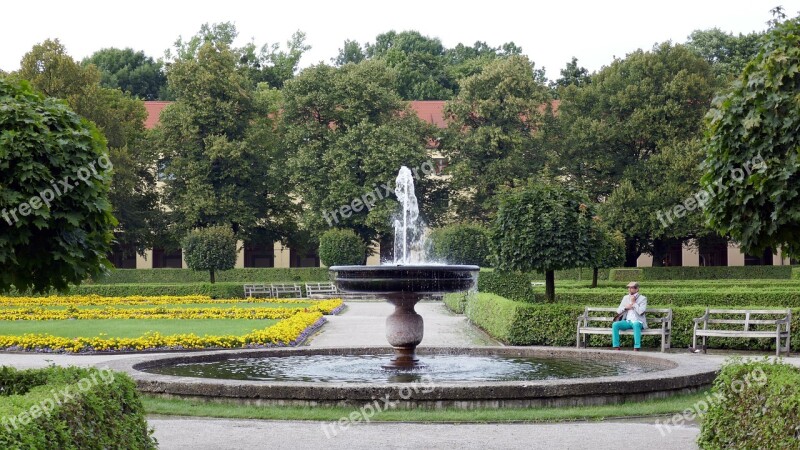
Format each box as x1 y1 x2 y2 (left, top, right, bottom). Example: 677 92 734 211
0 366 156 449
697 359 800 449
477 271 534 303
444 292 800 352
89 268 330 284
611 266 792 281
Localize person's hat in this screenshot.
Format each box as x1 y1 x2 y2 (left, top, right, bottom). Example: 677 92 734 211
626 281 640 288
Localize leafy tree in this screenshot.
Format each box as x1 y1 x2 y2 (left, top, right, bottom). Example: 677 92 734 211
493 179 593 301
428 223 492 266
82 48 167 100
182 226 237 283
153 38 296 245
586 220 625 287
365 30 453 100
17 39 162 256
333 40 366 66
701 15 800 257
282 60 434 248
0 77 116 292
442 55 551 222
550 56 590 94
601 139 709 266
686 28 763 86
319 229 367 266
550 43 715 200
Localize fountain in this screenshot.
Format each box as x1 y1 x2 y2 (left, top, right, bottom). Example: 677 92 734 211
330 166 478 369
117 167 719 409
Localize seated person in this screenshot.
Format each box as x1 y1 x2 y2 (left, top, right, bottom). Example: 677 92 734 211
612 281 648 351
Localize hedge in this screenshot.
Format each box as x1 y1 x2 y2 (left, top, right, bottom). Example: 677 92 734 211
612 266 792 281
0 366 156 449
89 268 330 284
697 360 800 449
447 292 800 351
477 271 534 303
530 268 612 281
5 283 247 298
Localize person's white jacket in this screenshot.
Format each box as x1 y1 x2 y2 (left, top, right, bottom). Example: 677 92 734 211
616 294 648 329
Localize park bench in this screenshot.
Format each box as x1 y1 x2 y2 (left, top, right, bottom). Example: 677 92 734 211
243 284 271 298
305 282 339 299
692 309 791 356
576 307 673 352
270 283 304 299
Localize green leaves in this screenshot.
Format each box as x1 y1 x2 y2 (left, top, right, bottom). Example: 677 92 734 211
318 229 367 266
702 17 800 257
0 77 115 293
181 225 237 283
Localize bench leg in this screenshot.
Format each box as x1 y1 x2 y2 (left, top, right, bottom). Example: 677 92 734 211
776 334 781 357
692 332 697 352
702 336 707 354
576 331 580 349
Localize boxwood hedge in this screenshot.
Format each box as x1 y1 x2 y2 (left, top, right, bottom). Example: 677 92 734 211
0 366 155 449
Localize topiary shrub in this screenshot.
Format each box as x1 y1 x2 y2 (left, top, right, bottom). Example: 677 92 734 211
0 77 116 293
181 225 237 283
319 229 367 266
428 223 492 266
697 359 800 449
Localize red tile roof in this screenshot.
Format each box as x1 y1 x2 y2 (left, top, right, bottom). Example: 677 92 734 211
143 100 449 129
143 101 171 130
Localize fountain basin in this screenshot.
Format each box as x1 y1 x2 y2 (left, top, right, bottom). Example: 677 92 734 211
329 265 479 295
107 346 719 409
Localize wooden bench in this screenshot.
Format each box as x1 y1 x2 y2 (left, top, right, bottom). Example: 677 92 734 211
305 282 339 299
692 309 791 356
576 307 673 352
270 283 303 299
243 284 271 298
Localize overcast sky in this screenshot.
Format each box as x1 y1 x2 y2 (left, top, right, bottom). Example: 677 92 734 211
2 0 798 79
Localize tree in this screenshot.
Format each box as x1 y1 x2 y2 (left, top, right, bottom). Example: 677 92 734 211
319 229 367 266
586 220 625 287
153 37 296 245
494 179 593 301
0 77 116 292
282 60 434 249
443 55 551 222
601 139 710 266
333 40 366 66
701 15 800 257
428 223 492 266
182 226 237 283
17 39 162 256
550 56 590 94
686 28 763 86
550 43 715 200
82 48 167 100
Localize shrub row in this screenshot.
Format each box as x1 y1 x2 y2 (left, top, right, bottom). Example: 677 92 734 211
611 266 793 281
6 283 247 298
697 360 800 449
447 292 800 352
477 271 534 303
0 366 155 449
546 291 800 308
89 268 330 284
529 268 612 281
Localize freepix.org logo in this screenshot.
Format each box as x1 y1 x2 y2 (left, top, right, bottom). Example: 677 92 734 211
2 154 113 226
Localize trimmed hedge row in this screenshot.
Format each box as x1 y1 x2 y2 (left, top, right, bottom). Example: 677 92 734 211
546 290 800 308
447 292 800 351
529 268 613 281
6 283 247 298
611 266 792 281
477 271 534 303
697 360 800 449
0 366 156 449
89 268 330 284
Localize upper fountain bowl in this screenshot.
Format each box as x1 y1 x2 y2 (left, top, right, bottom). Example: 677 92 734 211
329 265 479 295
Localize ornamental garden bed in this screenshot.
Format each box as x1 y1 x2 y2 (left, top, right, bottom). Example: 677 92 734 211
0 295 342 353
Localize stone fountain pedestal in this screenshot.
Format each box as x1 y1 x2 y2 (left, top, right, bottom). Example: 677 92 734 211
383 293 424 369
329 264 479 371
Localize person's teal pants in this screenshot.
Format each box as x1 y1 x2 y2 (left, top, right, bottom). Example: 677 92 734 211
612 320 643 348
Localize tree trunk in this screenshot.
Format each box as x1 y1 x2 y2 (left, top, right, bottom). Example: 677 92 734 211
592 268 598 288
210 269 216 284
545 270 555 302
651 238 668 267
624 239 639 267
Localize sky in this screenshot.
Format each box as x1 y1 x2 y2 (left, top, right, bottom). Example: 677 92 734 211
2 0 799 80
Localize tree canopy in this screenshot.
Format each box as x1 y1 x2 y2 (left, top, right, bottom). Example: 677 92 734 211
702 16 800 257
82 47 168 100
0 77 116 292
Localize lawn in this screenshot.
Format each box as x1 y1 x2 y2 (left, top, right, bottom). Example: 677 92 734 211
0 318 279 338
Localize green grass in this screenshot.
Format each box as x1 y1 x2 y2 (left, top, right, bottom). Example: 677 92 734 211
0 302 313 310
143 390 710 422
0 319 278 338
